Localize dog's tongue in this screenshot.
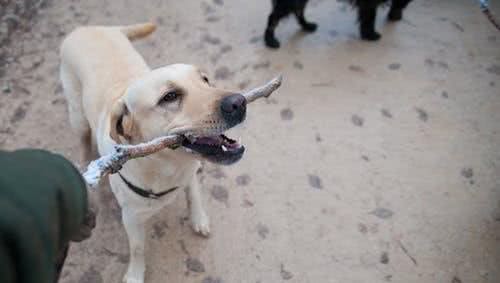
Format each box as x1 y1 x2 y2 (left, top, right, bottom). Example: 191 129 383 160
195 136 222 145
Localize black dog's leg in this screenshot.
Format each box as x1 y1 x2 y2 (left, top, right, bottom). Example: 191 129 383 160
265 7 289 49
358 4 380 41
295 1 317 32
388 0 412 21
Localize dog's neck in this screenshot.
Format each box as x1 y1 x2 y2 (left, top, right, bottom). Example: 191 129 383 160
96 77 200 193
100 127 199 194
102 134 200 194
116 150 200 194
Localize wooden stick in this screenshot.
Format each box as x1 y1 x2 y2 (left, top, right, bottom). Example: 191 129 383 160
243 75 282 103
478 0 500 31
83 75 283 187
83 135 183 187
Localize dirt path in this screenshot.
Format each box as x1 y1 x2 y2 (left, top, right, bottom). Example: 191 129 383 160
0 0 499 282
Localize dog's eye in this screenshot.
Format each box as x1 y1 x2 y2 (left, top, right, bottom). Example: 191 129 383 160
202 76 209 84
159 90 180 104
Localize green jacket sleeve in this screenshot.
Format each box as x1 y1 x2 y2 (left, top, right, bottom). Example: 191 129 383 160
0 149 88 283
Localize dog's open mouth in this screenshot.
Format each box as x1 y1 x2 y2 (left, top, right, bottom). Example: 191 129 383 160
181 134 245 165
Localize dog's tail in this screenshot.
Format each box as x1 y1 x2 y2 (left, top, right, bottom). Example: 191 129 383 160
120 22 156 40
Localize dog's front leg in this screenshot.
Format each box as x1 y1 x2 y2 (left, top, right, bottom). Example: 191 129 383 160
187 176 210 237
388 0 412 21
294 2 318 32
358 4 381 41
122 211 147 283
264 7 288 49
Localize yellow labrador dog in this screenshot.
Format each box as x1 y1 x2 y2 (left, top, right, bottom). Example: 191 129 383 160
60 23 246 283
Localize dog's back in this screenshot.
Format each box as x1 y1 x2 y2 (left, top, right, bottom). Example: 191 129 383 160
60 23 156 162
60 23 155 91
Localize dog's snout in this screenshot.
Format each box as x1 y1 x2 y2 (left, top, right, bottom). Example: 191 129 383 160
220 94 246 125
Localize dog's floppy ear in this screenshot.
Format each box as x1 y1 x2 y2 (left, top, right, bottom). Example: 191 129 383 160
109 100 135 143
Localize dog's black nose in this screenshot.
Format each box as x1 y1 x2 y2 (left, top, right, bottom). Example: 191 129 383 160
220 93 246 126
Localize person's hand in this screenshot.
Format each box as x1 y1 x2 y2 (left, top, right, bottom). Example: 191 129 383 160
71 206 97 242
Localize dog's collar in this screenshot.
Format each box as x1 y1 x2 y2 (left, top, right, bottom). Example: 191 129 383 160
118 173 178 199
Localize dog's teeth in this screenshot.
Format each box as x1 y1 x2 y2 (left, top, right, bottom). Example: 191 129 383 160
221 145 227 152
185 148 193 153
238 137 242 144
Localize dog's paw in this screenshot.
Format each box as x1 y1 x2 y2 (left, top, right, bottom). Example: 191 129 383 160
360 30 381 41
191 211 210 237
264 32 281 49
302 22 318 32
388 9 403 21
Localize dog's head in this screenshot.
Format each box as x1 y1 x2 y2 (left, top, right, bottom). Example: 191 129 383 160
110 64 245 165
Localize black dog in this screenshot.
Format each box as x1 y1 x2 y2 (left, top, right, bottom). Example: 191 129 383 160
264 0 318 49
355 0 413 40
264 0 413 48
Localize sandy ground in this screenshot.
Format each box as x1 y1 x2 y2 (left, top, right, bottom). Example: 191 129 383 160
0 0 499 282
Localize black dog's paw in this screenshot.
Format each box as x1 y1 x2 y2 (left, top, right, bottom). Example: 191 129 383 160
301 22 318 32
264 32 281 49
388 9 403 21
361 30 381 41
